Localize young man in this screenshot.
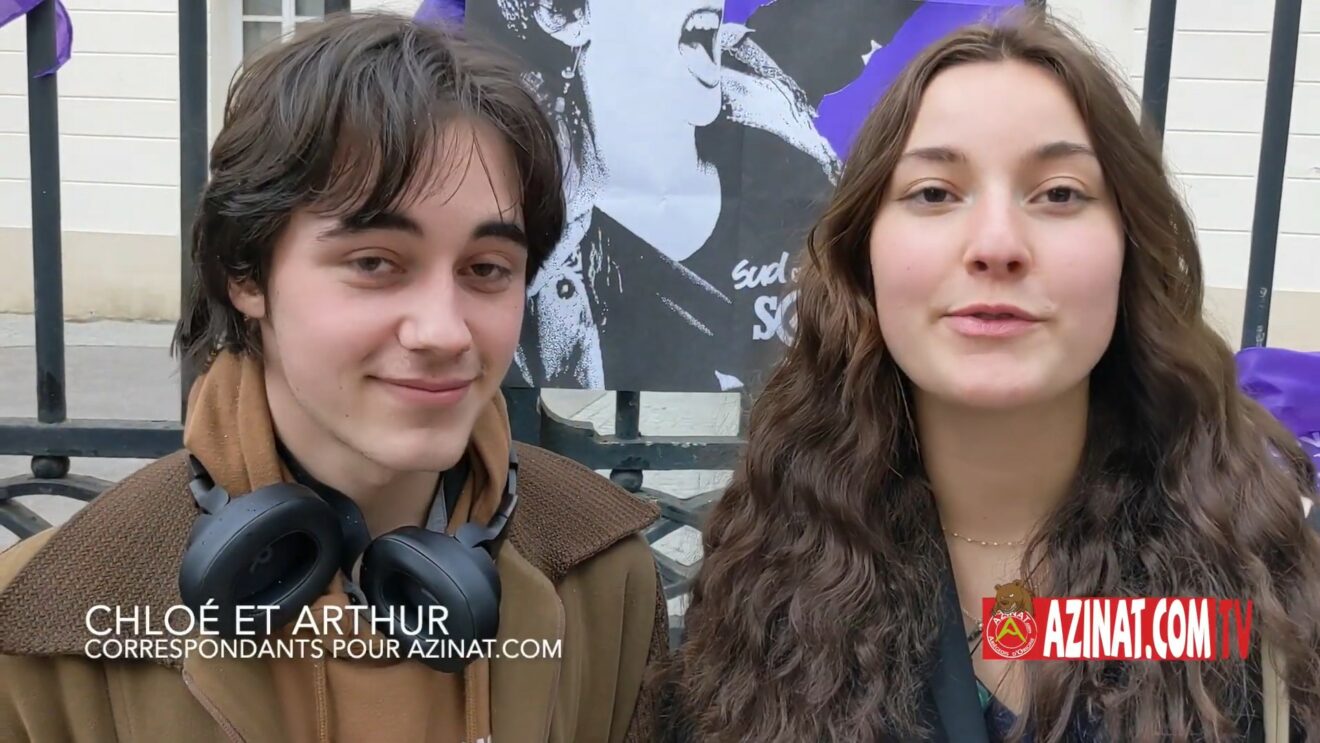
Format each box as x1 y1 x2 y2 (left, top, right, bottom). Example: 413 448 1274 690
0 12 666 742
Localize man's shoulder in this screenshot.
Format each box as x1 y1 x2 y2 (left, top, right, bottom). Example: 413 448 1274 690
508 442 660 584
0 527 59 594
0 451 197 659
0 451 194 587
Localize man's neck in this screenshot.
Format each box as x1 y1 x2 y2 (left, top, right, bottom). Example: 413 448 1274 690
916 381 1091 545
264 371 440 538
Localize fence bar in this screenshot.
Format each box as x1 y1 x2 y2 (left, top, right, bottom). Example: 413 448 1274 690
0 419 182 459
26 0 66 426
178 0 209 416
1240 0 1302 350
610 392 644 491
505 387 542 445
615 391 641 439
1140 0 1176 143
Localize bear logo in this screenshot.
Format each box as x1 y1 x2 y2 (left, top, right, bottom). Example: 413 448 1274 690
993 580 1035 616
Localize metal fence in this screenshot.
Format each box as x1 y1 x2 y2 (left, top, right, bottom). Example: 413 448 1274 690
0 0 1306 646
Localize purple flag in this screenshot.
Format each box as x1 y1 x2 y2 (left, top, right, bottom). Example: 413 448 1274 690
816 0 1022 158
0 0 73 76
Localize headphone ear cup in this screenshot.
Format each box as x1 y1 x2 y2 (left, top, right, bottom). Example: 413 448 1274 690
359 528 501 673
178 483 344 637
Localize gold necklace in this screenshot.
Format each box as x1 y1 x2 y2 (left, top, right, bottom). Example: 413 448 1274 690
960 604 983 630
943 527 1027 548
960 604 984 644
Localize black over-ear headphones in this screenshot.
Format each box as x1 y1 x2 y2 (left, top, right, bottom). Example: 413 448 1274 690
177 444 518 673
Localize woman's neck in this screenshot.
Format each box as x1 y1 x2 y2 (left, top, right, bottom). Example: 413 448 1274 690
917 381 1091 545
590 117 721 262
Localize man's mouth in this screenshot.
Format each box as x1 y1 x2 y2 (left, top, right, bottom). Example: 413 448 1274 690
679 8 721 88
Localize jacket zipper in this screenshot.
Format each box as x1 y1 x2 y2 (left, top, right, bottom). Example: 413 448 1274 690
182 669 245 743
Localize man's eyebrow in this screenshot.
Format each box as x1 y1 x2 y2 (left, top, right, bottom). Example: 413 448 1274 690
473 220 528 249
317 211 528 248
318 211 423 240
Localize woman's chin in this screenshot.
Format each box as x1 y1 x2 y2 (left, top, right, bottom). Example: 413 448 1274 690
685 83 723 126
929 373 1051 411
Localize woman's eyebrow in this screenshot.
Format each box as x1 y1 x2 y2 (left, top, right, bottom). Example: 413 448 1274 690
900 146 966 164
899 141 1096 166
1029 140 1097 163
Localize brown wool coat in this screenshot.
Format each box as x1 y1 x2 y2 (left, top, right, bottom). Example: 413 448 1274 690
0 443 668 743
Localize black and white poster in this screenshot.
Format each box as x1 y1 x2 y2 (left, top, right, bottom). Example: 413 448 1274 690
429 0 1026 392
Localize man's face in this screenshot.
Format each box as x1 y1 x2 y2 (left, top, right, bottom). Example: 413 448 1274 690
231 119 527 476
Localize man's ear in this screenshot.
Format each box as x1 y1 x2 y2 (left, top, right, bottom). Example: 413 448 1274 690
228 279 267 321
532 0 589 47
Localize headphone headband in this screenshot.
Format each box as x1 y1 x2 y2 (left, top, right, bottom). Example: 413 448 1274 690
455 445 518 551
185 442 520 554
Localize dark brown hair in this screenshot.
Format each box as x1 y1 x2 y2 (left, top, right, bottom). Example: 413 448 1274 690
173 11 566 372
666 8 1320 742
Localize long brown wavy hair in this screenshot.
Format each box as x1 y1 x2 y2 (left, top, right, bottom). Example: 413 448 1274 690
664 9 1320 742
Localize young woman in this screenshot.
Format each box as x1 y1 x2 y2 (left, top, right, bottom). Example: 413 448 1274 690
665 8 1320 742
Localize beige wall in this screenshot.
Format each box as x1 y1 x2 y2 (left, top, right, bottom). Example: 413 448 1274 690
1160 1 1320 349
1 0 183 320
0 0 1317 349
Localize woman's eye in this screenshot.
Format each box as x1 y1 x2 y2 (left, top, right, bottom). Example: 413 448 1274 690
1038 186 1093 205
916 187 952 204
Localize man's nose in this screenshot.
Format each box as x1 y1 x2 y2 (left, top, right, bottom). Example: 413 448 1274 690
397 278 474 357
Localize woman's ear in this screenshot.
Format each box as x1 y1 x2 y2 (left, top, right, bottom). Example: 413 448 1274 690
228 279 267 321
532 0 590 47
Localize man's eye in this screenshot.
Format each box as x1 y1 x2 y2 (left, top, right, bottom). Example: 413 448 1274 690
351 256 395 274
469 263 513 280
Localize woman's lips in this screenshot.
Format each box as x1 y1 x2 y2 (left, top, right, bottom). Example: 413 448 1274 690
943 315 1041 339
679 9 721 88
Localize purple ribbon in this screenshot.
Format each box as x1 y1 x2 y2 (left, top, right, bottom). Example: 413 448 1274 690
0 0 73 76
1237 347 1320 486
414 0 465 25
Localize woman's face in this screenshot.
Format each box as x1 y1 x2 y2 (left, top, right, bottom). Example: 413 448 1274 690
579 0 724 130
868 60 1125 411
